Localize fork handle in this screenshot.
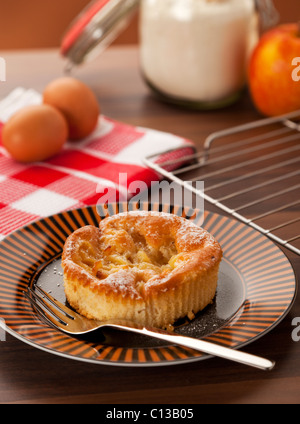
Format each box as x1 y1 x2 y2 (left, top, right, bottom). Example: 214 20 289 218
115 326 275 371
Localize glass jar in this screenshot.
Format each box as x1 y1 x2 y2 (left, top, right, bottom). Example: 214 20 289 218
140 0 277 109
61 0 141 69
61 0 279 108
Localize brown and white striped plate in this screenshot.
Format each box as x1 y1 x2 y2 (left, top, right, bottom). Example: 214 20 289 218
0 203 297 367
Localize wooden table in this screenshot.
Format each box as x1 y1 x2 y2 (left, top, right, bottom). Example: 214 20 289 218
0 47 299 405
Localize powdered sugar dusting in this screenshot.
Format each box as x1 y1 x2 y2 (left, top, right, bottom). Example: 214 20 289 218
101 270 142 300
64 211 220 300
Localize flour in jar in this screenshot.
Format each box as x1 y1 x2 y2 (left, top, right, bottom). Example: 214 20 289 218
140 0 259 104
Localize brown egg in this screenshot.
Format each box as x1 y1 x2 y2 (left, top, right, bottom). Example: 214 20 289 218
43 77 100 141
2 105 68 163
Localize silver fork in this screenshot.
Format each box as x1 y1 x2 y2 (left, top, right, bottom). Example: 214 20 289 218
24 287 275 371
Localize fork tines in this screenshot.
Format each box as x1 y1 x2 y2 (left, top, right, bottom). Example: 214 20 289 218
24 287 75 328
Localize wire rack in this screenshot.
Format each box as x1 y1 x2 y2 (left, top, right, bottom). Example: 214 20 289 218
144 110 300 256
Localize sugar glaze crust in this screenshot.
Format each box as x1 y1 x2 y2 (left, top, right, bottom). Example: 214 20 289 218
62 211 223 327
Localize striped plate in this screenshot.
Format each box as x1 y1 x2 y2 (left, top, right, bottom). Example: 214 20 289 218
0 203 297 367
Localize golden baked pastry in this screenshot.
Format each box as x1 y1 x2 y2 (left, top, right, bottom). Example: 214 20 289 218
62 211 223 329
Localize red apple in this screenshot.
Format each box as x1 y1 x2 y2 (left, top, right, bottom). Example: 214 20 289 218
248 23 300 117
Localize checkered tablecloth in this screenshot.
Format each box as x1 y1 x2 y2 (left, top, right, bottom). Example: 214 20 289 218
0 88 195 240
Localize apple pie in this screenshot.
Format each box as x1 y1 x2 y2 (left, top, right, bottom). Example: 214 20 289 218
62 211 223 329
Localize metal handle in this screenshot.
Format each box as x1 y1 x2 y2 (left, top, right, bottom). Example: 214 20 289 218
146 329 275 370
256 0 280 31
115 325 275 371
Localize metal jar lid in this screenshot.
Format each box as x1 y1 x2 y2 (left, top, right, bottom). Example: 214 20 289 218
61 0 140 68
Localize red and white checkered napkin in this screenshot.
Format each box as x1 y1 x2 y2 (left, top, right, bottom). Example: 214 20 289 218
0 88 195 239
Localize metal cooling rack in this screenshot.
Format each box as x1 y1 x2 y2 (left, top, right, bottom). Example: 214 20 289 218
144 110 300 256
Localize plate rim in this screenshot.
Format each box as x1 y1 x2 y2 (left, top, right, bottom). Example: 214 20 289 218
0 202 297 367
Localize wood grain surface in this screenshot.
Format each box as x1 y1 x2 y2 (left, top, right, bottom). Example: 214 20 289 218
0 47 299 404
